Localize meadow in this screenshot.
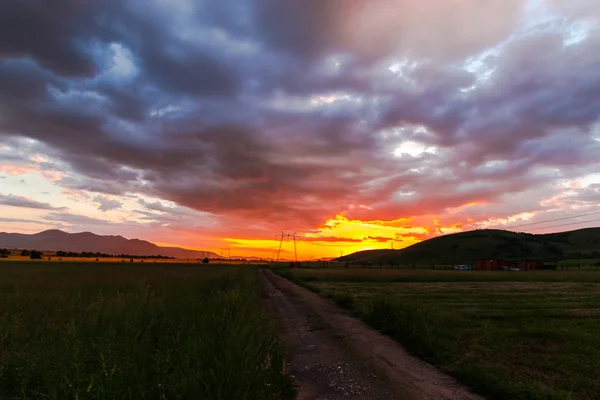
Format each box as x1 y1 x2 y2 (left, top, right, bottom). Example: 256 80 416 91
276 267 600 400
0 261 292 400
281 267 600 282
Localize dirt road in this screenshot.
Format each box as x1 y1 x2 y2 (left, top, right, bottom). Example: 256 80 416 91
259 269 484 400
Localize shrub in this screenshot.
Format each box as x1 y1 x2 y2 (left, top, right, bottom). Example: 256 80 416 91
30 250 43 260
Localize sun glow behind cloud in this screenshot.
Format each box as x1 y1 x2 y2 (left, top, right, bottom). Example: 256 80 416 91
219 214 436 259
393 141 437 158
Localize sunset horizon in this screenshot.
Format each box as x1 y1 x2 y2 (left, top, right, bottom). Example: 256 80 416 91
2 0 600 259
2 214 599 260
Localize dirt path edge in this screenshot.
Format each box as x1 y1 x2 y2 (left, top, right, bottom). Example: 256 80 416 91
262 269 484 400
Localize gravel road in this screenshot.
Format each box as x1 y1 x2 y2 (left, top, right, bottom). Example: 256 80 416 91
259 269 484 400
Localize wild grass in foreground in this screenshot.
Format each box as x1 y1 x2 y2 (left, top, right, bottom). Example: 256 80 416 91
0 262 293 400
276 267 600 283
277 268 600 400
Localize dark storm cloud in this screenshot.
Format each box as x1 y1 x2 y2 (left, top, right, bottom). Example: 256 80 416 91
253 0 348 58
253 0 522 63
0 59 61 101
0 0 240 96
0 0 98 77
1 0 600 229
0 194 66 210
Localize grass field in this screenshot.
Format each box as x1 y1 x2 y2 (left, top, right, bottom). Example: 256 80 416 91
281 267 600 282
0 262 292 400
276 268 600 400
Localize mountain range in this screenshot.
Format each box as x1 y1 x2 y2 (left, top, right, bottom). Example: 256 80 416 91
338 228 600 265
0 230 219 259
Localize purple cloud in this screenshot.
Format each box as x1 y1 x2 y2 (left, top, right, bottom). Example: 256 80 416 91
93 195 122 212
0 194 66 210
0 0 599 236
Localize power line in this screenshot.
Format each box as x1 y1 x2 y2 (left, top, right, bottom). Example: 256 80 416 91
523 217 600 232
505 210 600 229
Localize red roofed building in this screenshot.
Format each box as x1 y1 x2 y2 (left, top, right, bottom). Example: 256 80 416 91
475 258 516 271
517 261 543 270
475 259 544 271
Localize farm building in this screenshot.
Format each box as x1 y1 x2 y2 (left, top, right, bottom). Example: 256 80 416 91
475 259 545 271
475 258 516 271
518 261 543 270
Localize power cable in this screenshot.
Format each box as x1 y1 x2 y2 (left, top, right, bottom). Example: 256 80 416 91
521 217 600 232
505 210 600 229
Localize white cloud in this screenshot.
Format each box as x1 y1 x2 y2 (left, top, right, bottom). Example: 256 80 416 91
107 43 138 78
393 141 437 158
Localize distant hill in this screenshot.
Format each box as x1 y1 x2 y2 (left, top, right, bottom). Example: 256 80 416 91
337 228 600 265
0 230 219 259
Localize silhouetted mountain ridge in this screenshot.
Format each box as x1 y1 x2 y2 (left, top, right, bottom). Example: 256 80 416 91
337 228 600 265
0 230 218 259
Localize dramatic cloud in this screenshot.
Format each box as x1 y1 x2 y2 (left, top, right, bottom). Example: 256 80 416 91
0 194 66 210
45 212 115 227
93 195 122 212
1 0 600 256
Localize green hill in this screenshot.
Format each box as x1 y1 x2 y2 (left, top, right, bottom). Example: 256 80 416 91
338 228 600 265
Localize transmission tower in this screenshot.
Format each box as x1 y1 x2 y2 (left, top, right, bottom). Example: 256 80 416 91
292 232 298 262
276 232 285 262
276 232 299 262
220 248 231 260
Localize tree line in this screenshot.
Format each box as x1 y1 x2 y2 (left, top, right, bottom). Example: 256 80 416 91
1 249 43 259
0 249 177 260
14 250 44 259
54 251 176 259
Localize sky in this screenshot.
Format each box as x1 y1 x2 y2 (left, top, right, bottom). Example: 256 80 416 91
1 0 600 259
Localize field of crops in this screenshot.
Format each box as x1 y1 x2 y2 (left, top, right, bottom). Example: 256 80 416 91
0 262 292 400
277 268 600 400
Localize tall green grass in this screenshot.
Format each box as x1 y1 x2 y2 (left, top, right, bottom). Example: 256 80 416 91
277 268 600 400
0 263 293 399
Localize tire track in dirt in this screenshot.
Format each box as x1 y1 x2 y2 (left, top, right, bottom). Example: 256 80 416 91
259 269 484 400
